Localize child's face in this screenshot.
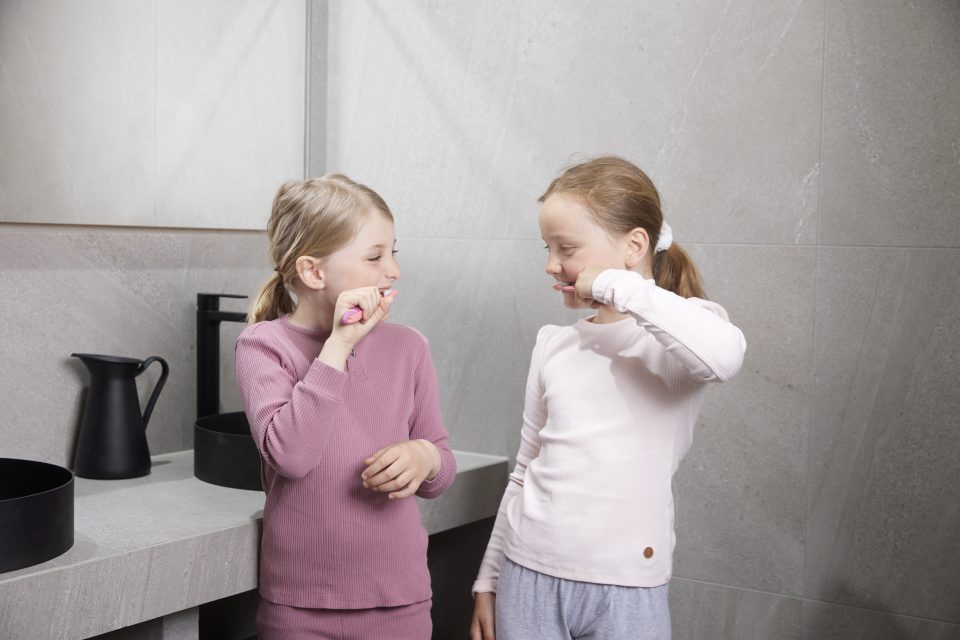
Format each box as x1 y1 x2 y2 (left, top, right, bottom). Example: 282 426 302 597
539 193 627 309
321 211 399 300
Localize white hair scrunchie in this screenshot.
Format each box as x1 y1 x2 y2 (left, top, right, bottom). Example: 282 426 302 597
655 221 673 253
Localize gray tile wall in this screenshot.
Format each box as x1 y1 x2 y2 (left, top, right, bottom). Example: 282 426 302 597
1 0 957 637
319 0 960 636
0 224 270 466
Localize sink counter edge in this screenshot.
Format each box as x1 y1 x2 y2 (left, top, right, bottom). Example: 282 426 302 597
0 449 508 640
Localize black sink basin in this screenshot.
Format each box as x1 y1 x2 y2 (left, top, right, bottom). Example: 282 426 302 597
0 458 74 573
194 412 263 491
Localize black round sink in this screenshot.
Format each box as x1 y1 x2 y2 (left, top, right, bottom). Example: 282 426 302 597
0 458 74 573
194 411 263 491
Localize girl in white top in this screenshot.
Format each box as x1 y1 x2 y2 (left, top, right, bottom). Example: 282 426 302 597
471 157 747 640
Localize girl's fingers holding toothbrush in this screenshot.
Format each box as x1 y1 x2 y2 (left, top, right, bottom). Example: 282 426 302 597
574 266 605 302
333 287 396 344
335 286 380 322
365 289 397 324
319 287 395 371
361 288 397 323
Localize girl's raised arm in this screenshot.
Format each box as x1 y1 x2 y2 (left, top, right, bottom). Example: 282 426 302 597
591 269 746 383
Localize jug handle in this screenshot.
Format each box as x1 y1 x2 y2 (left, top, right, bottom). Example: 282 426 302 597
137 356 170 429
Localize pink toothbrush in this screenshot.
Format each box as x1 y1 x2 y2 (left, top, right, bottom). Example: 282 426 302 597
552 282 576 293
341 289 397 324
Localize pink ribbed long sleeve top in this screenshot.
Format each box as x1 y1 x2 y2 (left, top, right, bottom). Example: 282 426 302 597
235 316 456 609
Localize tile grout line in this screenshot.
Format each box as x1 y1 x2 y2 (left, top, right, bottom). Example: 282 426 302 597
302 0 312 180
154 0 158 227
804 0 830 609
817 0 827 251
1 226 959 252
672 575 960 627
501 239 958 251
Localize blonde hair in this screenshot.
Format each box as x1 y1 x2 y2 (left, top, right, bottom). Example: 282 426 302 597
248 174 394 324
539 156 706 299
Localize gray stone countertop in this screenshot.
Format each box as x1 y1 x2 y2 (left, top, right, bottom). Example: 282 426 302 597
0 449 508 640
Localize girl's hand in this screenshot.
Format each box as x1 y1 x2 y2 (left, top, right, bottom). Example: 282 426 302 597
316 286 395 371
317 287 396 371
470 592 496 640
361 439 441 499
331 286 396 346
574 266 607 308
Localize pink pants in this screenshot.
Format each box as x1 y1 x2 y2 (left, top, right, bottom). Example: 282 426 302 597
256 597 432 640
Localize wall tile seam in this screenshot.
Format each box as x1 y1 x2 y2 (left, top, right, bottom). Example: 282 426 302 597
671 575 960 625
303 0 312 181
0 223 268 236
1 230 956 252
813 244 960 251
816 0 827 251
803 241 820 601
397 238 960 251
153 0 159 231
2 236 957 253
393 238 816 248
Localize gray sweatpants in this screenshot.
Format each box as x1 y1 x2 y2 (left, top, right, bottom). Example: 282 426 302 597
495 557 671 640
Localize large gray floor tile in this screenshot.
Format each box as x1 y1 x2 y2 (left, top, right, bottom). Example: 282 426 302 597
805 247 960 620
819 0 960 247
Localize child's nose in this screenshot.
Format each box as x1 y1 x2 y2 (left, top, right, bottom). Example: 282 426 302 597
545 255 562 276
387 255 400 280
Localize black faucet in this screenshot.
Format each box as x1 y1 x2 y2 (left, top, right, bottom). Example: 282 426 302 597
197 293 248 420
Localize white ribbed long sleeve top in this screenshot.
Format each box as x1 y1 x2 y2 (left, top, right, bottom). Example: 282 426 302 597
473 269 746 593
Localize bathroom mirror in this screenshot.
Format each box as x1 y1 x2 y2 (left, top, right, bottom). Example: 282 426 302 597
0 0 306 230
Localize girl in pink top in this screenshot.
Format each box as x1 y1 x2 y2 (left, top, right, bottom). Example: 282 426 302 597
471 157 746 640
235 175 456 640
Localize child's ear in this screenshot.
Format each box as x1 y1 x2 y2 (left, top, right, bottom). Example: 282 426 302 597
624 227 651 269
295 256 325 290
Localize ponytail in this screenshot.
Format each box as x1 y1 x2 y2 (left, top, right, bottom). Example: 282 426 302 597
248 272 294 324
652 243 706 299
